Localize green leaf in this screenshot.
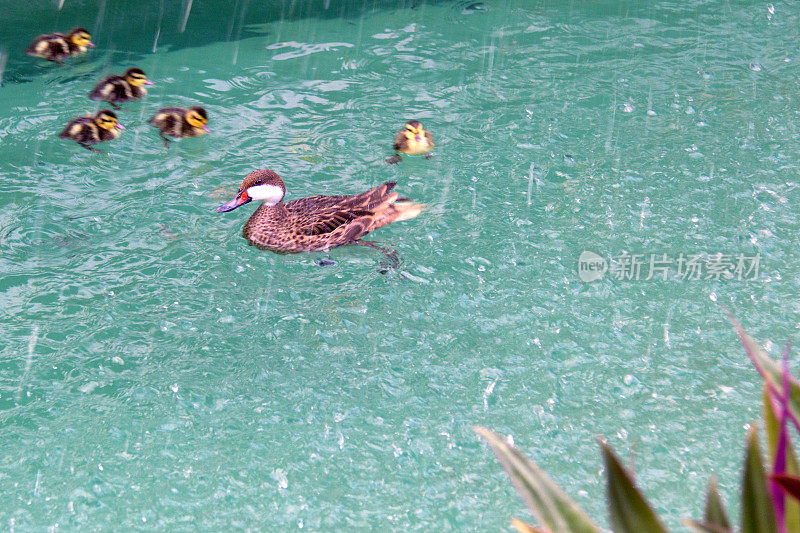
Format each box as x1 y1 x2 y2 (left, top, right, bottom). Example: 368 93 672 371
511 517 548 533
730 315 800 430
741 427 778 533
600 440 669 533
702 476 731 529
474 426 602 533
682 520 734 533
772 475 800 503
763 386 800 533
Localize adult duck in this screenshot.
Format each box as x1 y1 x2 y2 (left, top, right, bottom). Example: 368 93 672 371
216 169 424 258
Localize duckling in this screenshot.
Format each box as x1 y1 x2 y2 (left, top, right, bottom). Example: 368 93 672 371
148 106 209 148
59 109 124 152
26 27 93 65
89 68 153 109
216 169 424 261
385 120 434 164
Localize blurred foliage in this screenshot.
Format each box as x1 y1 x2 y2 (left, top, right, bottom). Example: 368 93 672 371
476 315 800 532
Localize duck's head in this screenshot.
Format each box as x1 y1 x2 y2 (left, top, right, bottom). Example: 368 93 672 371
186 106 210 133
216 169 286 213
404 120 425 141
124 67 153 87
94 109 124 131
67 27 94 48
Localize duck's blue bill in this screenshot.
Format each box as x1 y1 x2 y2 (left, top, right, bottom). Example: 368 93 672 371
216 191 250 212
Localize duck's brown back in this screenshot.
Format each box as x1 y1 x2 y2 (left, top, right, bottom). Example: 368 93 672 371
149 108 204 138
241 182 418 253
90 76 145 102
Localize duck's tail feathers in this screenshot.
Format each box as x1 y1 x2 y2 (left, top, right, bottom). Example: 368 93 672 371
371 200 424 230
389 201 425 222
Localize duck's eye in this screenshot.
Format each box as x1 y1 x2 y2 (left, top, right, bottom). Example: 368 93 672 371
187 112 206 126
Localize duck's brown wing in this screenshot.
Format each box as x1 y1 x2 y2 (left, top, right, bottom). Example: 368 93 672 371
424 130 434 148
244 182 421 253
286 182 398 241
90 76 134 101
59 117 98 144
149 108 184 129
27 34 67 58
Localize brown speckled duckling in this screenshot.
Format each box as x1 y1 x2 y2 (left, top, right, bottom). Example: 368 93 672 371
59 109 124 152
148 106 209 148
26 27 93 65
89 68 153 109
385 120 434 164
216 169 424 256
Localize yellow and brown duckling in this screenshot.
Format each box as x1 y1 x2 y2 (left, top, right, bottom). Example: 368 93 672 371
89 68 153 109
26 27 94 65
216 169 424 261
385 120 434 164
59 109 124 152
148 106 209 148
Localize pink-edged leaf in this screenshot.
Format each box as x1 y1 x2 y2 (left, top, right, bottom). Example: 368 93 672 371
771 344 792 533
512 517 548 533
728 313 800 437
728 309 778 383
772 475 800 503
764 387 800 533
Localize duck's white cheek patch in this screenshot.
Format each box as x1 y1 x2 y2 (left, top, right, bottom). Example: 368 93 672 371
247 184 284 205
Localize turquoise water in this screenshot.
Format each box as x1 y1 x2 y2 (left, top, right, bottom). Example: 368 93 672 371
1 0 799 529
